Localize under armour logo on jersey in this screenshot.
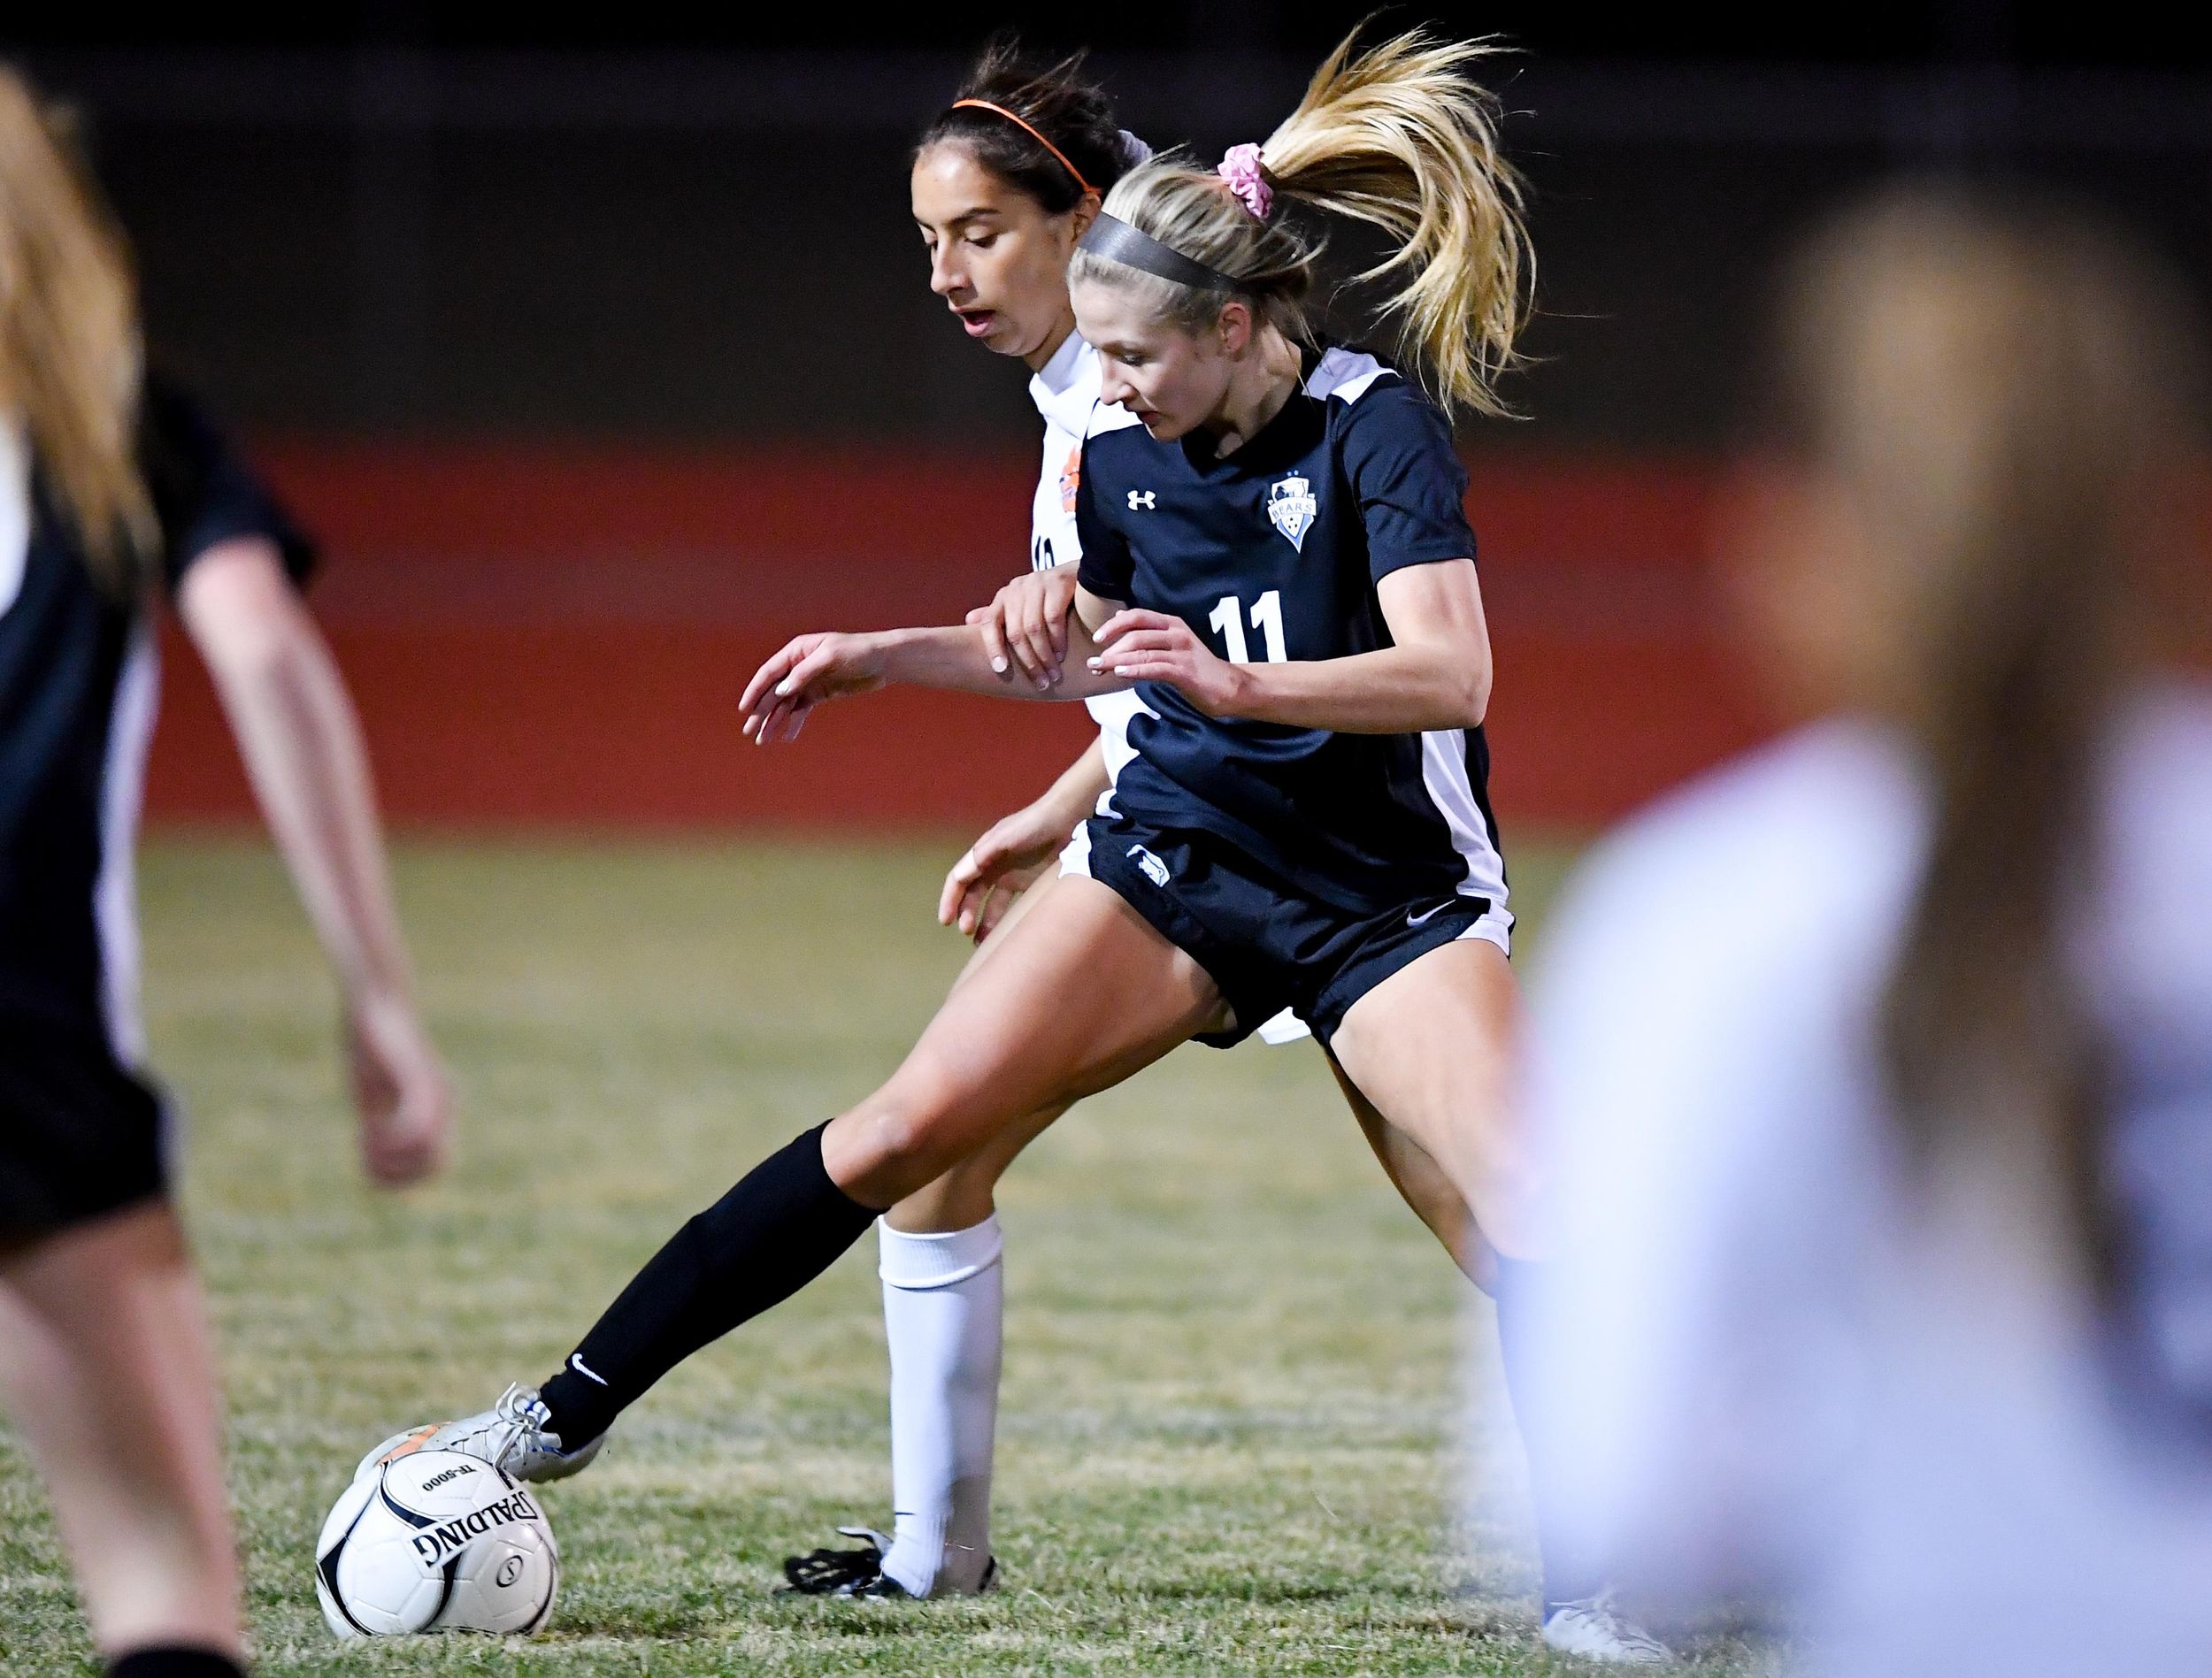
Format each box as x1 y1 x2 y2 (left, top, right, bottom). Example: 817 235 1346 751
1126 845 1171 887
1127 490 1157 510
1267 475 1318 550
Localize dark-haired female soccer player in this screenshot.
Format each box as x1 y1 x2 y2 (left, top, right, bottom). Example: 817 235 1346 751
801 42 1157 1600
776 37 1493 1606
0 68 451 1678
352 37 1179 1610
404 29 1663 1662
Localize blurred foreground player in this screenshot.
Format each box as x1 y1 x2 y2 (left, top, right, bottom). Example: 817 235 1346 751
396 28 1665 1662
1526 186 2212 1675
0 70 450 1678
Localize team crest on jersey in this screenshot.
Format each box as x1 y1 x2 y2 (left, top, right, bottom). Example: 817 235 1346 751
1059 444 1081 513
1266 475 1318 551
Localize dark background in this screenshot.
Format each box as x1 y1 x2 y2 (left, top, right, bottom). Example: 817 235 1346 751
7 9 2206 830
16 7 2208 449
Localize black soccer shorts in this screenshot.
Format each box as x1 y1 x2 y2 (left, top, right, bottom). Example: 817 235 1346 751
1063 810 1511 1048
0 1015 172 1243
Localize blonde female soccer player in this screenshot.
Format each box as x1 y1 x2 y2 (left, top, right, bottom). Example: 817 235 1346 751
0 69 451 1678
405 29 1663 1662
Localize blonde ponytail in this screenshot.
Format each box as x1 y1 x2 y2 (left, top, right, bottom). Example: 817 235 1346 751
1070 27 1531 418
0 65 155 595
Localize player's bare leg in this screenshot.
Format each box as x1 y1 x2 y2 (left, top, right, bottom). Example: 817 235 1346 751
1329 940 1669 1665
1327 1053 1498 1292
890 862 1079 1233
820 876 1225 1201
1327 939 1535 1260
0 1202 244 1667
409 877 1227 1512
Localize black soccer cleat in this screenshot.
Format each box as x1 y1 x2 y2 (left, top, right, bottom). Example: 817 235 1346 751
777 1526 999 1598
779 1527 908 1598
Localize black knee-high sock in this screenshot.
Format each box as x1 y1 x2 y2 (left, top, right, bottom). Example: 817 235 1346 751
1491 1257 1596 1618
537 1122 877 1447
107 1650 247 1678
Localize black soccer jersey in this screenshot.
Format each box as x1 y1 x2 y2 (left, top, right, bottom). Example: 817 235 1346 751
1074 346 1505 917
0 379 314 1057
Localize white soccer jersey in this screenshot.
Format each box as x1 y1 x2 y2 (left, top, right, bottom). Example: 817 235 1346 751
1025 330 1148 785
1527 686 2212 1675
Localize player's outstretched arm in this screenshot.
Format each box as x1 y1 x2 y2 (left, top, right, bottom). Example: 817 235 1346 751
740 598 1130 745
1087 559 1492 734
177 537 452 1187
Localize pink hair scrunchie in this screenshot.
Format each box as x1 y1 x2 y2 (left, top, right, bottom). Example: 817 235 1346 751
1217 143 1273 220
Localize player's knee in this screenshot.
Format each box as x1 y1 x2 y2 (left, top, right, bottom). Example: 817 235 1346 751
860 1108 944 1179
850 1071 979 1190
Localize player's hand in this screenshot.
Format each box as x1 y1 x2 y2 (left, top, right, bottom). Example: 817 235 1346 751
740 632 889 745
967 563 1079 691
345 988 452 1187
1089 609 1249 715
938 799 1076 941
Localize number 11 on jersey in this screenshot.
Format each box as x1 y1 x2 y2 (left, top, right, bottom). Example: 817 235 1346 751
1207 590 1286 663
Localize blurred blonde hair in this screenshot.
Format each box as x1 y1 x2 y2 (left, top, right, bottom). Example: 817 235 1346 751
1766 184 2207 1297
1070 27 1532 418
0 65 153 594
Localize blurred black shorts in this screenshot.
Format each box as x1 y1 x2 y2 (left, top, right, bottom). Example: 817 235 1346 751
0 1015 171 1245
1062 810 1511 1050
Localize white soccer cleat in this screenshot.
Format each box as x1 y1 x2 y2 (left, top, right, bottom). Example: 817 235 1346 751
1541 1592 1674 1665
358 1383 605 1485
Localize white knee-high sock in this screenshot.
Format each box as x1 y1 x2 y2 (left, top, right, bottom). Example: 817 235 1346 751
876 1214 1003 1597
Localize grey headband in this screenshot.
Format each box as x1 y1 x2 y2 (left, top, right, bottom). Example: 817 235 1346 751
1078 211 1236 293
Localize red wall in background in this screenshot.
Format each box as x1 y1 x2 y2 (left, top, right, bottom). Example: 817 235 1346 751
144 444 1769 833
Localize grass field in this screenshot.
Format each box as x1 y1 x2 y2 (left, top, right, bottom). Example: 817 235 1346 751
0 837 1778 1675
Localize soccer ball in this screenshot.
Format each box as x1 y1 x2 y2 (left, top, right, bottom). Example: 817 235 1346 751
315 1448 558 1637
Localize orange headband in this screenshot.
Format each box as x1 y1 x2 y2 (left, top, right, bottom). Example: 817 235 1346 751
949 98 1097 198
